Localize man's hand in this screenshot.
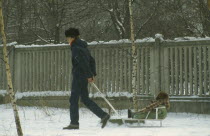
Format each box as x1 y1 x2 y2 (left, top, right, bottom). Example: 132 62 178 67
88 77 94 83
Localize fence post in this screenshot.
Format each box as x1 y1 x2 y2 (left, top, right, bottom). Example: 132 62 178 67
161 41 170 94
150 34 163 97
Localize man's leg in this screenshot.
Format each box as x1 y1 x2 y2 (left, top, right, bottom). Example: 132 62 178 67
63 76 80 129
80 80 110 128
70 91 80 125
80 79 107 119
70 76 81 125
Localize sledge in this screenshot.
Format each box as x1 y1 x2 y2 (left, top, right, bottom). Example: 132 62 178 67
109 106 166 127
91 83 166 127
122 106 166 127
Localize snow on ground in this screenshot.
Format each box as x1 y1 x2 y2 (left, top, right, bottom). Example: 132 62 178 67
0 104 210 136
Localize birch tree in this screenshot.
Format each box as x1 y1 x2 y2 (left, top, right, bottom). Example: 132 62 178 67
0 0 23 136
128 0 138 112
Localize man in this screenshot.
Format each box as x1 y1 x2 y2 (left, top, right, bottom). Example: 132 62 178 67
63 28 110 130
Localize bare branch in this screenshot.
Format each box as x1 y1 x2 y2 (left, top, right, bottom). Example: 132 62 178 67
135 1 160 39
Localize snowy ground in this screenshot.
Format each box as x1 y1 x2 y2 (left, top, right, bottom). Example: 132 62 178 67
0 104 210 136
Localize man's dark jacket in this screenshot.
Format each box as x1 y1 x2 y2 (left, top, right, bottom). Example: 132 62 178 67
71 39 96 78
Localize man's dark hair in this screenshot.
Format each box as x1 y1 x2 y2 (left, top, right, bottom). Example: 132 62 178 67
65 28 80 38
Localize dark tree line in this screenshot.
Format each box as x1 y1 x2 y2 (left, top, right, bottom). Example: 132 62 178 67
2 0 210 44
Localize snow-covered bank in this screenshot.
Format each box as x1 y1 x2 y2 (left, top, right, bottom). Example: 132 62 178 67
0 104 210 136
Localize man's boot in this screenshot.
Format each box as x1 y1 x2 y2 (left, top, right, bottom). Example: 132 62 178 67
128 109 132 118
101 114 110 128
63 124 79 130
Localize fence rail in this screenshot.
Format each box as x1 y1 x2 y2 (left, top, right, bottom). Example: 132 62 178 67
0 39 210 97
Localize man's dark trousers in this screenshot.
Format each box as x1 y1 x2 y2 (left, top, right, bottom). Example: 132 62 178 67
70 73 107 125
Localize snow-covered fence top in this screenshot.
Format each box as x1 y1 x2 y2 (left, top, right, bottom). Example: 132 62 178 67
0 38 210 97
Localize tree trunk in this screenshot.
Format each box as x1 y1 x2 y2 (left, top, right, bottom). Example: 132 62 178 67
128 0 138 112
0 1 23 136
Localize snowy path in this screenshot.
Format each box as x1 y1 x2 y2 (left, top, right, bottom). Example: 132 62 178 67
0 104 210 136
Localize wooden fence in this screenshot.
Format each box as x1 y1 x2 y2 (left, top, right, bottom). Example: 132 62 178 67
0 38 210 97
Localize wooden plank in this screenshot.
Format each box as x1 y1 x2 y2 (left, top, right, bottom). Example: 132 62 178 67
23 52 27 92
123 48 128 93
170 48 174 95
94 49 98 93
30 52 35 91
97 48 100 90
208 47 210 96
115 48 119 93
61 50 65 91
40 51 44 91
102 48 105 92
98 48 103 91
107 48 111 92
34 51 38 91
37 51 41 91
150 46 154 95
32 51 36 91
119 48 123 92
42 51 46 91
47 51 51 91
145 48 149 95
175 48 179 95
199 47 203 96
141 48 145 94
31 51 34 91
111 49 116 93
48 51 52 91
104 49 107 93
163 47 170 94
179 47 183 95
184 47 188 95
39 51 43 91
45 51 49 91
35 51 39 91
137 47 140 94
0 53 3 90
20 52 23 91
94 49 99 93
37 51 40 91
194 47 198 95
189 47 193 95
128 48 132 93
203 47 207 96
25 52 29 91
55 50 58 91
58 50 61 91
65 49 70 91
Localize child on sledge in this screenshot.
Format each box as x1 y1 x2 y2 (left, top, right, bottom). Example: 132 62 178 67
128 91 170 120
